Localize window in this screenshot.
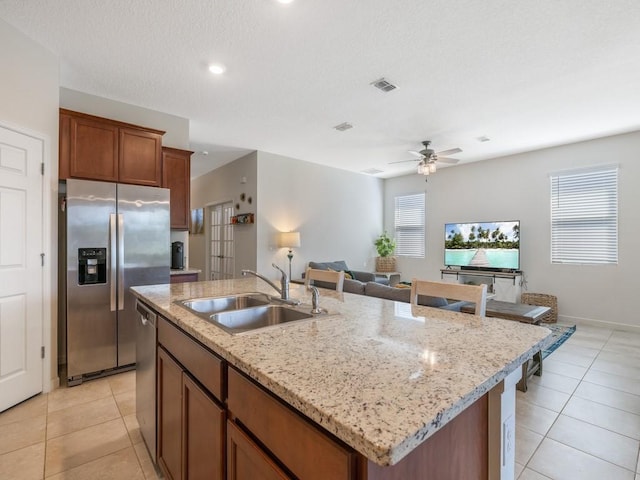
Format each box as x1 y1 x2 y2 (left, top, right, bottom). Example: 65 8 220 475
550 165 618 264
394 193 425 257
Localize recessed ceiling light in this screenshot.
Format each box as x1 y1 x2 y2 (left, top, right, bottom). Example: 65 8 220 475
277 0 294 4
208 64 226 75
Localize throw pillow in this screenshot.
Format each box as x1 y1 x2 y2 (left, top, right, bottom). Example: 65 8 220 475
328 267 353 280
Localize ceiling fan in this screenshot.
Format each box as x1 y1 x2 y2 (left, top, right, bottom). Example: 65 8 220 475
390 141 462 175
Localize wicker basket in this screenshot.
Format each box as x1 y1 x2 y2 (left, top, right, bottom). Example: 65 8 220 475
375 256 397 272
521 293 558 323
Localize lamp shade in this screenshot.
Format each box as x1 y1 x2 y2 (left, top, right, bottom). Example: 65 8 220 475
279 231 301 248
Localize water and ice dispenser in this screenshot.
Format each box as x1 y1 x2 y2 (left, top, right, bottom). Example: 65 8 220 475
78 248 107 285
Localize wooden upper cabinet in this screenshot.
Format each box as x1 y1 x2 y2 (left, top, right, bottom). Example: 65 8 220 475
119 128 162 186
59 109 164 186
162 147 192 230
68 114 119 181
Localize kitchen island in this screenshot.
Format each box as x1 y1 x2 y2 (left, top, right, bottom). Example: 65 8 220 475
132 278 552 480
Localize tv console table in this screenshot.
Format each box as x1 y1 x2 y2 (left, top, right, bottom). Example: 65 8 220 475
440 269 523 303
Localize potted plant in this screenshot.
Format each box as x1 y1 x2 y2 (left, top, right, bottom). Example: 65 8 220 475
374 232 397 272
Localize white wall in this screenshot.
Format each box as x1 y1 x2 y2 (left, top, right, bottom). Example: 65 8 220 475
0 18 59 388
256 152 384 281
385 131 640 330
190 152 259 279
189 151 384 284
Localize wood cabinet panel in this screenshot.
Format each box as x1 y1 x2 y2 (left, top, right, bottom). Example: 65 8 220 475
157 347 183 480
162 147 192 230
359 394 489 480
119 128 162 186
158 317 224 402
170 273 198 284
58 109 165 185
58 112 71 179
69 115 119 181
227 368 356 480
227 421 292 480
182 374 225 480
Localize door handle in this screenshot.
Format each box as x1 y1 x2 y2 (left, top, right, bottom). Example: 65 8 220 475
109 214 117 311
117 214 125 311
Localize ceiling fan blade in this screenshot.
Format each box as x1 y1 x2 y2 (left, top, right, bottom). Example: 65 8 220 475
407 150 424 158
436 157 460 164
436 147 462 157
388 158 420 165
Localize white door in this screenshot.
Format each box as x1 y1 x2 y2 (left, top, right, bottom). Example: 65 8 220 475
0 125 44 412
208 202 234 280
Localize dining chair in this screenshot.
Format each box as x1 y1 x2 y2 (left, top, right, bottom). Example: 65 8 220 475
410 279 487 316
304 268 345 293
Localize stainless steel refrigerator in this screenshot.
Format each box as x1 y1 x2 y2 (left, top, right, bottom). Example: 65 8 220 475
64 179 170 385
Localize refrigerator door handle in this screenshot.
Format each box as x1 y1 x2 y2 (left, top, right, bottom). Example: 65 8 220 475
109 213 117 311
117 213 125 311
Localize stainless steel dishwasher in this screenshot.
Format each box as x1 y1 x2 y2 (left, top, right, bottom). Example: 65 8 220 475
135 300 157 462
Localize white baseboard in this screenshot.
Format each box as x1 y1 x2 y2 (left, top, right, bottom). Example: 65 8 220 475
559 314 640 334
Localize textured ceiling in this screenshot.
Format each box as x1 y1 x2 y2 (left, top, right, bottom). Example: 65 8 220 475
2 0 640 178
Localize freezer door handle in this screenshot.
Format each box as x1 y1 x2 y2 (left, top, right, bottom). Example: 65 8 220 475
117 213 125 311
109 213 117 311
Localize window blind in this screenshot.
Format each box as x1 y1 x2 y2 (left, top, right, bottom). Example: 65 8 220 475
394 193 425 257
550 166 618 264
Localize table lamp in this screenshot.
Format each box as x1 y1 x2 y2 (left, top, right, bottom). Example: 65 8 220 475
279 231 301 279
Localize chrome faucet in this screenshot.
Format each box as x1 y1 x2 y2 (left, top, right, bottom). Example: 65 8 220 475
271 263 290 300
310 286 324 314
242 263 297 303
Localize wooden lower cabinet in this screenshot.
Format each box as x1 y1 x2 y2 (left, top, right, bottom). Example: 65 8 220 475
157 346 225 480
157 347 183 480
227 367 356 480
183 374 225 480
156 317 491 480
170 273 198 284
359 394 489 480
227 421 292 480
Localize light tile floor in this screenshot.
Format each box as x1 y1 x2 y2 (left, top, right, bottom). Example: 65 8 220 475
0 323 638 479
0 370 161 479
516 324 640 480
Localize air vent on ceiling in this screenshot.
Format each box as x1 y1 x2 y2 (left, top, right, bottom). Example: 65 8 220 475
333 122 353 131
362 168 384 175
370 77 398 92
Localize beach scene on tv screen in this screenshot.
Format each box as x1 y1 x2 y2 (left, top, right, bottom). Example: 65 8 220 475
445 221 520 269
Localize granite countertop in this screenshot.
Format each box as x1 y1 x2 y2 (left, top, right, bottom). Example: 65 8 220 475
131 279 552 466
169 268 202 275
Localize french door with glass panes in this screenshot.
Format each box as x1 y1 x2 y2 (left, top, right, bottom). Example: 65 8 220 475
209 202 234 280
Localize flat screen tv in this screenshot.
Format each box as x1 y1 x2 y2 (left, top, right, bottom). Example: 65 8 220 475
444 220 520 271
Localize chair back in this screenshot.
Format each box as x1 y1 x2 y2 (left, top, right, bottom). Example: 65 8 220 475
304 268 345 293
410 279 487 316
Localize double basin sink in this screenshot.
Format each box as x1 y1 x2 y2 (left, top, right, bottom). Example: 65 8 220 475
176 292 320 335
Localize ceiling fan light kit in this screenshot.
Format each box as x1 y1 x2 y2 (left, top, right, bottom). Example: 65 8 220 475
417 159 437 175
390 140 461 177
